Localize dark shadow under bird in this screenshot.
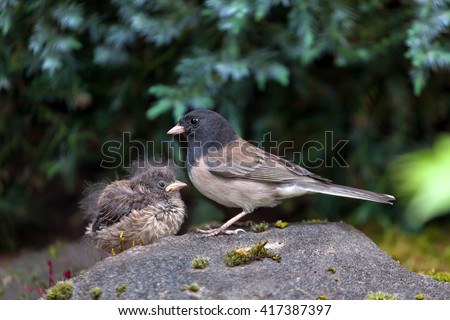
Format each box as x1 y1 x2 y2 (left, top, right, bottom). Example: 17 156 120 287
80 160 187 253
168 110 395 236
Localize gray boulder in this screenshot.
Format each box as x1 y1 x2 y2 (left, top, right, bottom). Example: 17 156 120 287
70 222 450 299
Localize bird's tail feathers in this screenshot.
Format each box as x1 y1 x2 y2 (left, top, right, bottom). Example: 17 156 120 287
300 182 395 204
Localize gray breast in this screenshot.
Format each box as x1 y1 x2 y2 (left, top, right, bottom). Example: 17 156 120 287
188 160 279 212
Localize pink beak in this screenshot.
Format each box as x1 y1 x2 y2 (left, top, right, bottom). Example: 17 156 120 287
167 123 186 135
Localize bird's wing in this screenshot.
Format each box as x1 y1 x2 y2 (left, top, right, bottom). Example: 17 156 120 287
206 139 331 183
93 180 150 230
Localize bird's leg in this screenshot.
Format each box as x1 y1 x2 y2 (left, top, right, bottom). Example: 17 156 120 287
196 210 250 236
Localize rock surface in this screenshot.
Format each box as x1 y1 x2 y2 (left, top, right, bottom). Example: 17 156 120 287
69 222 450 299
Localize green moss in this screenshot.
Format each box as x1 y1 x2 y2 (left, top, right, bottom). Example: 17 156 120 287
224 249 250 266
0 287 4 297
430 271 450 282
45 281 74 300
181 283 199 292
415 293 425 300
274 220 289 229
90 287 103 300
249 241 273 260
224 241 276 267
327 266 336 274
303 219 328 223
251 222 269 233
316 295 328 300
115 284 127 298
272 254 281 262
367 291 400 300
192 258 209 269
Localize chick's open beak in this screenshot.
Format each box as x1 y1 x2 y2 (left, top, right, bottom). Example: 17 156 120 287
167 123 185 135
165 181 187 192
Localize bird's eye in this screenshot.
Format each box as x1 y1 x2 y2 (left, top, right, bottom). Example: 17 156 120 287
157 181 166 189
190 118 199 126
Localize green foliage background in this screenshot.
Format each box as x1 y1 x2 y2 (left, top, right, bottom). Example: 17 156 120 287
1 0 449 252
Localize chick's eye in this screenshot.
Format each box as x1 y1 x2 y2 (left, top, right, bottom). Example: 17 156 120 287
190 118 199 125
157 181 166 189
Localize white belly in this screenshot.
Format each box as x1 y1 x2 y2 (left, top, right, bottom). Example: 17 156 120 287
188 163 279 212
275 184 310 198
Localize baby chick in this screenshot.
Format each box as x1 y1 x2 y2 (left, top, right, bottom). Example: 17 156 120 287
81 160 187 253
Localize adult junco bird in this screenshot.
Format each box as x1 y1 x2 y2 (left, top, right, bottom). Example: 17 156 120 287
168 110 395 236
81 159 187 253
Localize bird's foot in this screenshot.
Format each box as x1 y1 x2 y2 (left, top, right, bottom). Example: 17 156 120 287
195 227 246 237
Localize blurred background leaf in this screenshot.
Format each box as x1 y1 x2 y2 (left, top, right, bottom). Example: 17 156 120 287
391 135 450 229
